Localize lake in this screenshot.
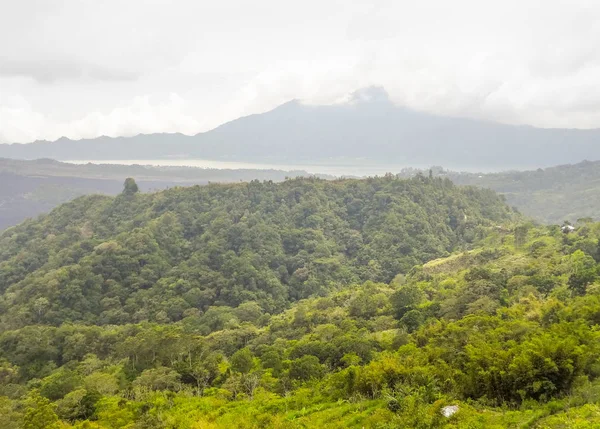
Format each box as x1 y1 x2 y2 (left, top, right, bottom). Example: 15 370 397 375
64 159 430 177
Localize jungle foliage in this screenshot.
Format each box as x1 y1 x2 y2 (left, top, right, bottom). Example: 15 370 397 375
4 177 600 427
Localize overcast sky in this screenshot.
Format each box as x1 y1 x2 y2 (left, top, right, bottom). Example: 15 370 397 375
1 0 600 144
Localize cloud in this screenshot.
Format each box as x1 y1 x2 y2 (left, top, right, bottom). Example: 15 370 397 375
2 0 600 144
0 94 201 144
0 96 49 144
0 59 139 84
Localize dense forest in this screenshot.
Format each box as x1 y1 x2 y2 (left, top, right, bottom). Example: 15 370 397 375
0 175 511 329
3 177 600 427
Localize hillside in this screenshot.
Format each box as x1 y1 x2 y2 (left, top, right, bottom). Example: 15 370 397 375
2 87 600 170
2 201 600 426
397 160 600 224
0 175 512 331
0 158 327 231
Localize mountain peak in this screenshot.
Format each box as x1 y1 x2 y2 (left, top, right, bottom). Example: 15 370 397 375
348 86 392 105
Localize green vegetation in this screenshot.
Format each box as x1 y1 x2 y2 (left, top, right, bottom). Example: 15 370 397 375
4 176 600 427
5 157 600 231
426 160 600 224
0 175 510 328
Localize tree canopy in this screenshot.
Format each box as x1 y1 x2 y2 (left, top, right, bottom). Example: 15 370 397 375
0 175 513 329
6 177 600 427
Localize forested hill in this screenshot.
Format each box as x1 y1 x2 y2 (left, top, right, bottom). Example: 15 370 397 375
3 211 600 426
0 175 513 330
438 160 600 224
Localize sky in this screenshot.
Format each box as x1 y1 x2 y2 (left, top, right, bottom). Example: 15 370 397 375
1 0 600 144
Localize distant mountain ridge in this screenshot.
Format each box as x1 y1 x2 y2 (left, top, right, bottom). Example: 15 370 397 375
2 87 600 170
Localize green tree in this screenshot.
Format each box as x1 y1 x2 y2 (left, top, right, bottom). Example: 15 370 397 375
390 283 424 319
400 309 424 332
132 367 181 392
514 224 529 248
566 250 597 295
39 369 82 401
230 348 254 374
22 390 60 429
0 397 20 429
289 355 324 381
122 177 139 195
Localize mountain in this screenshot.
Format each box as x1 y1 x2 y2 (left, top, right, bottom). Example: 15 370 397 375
2 87 600 170
0 175 514 330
